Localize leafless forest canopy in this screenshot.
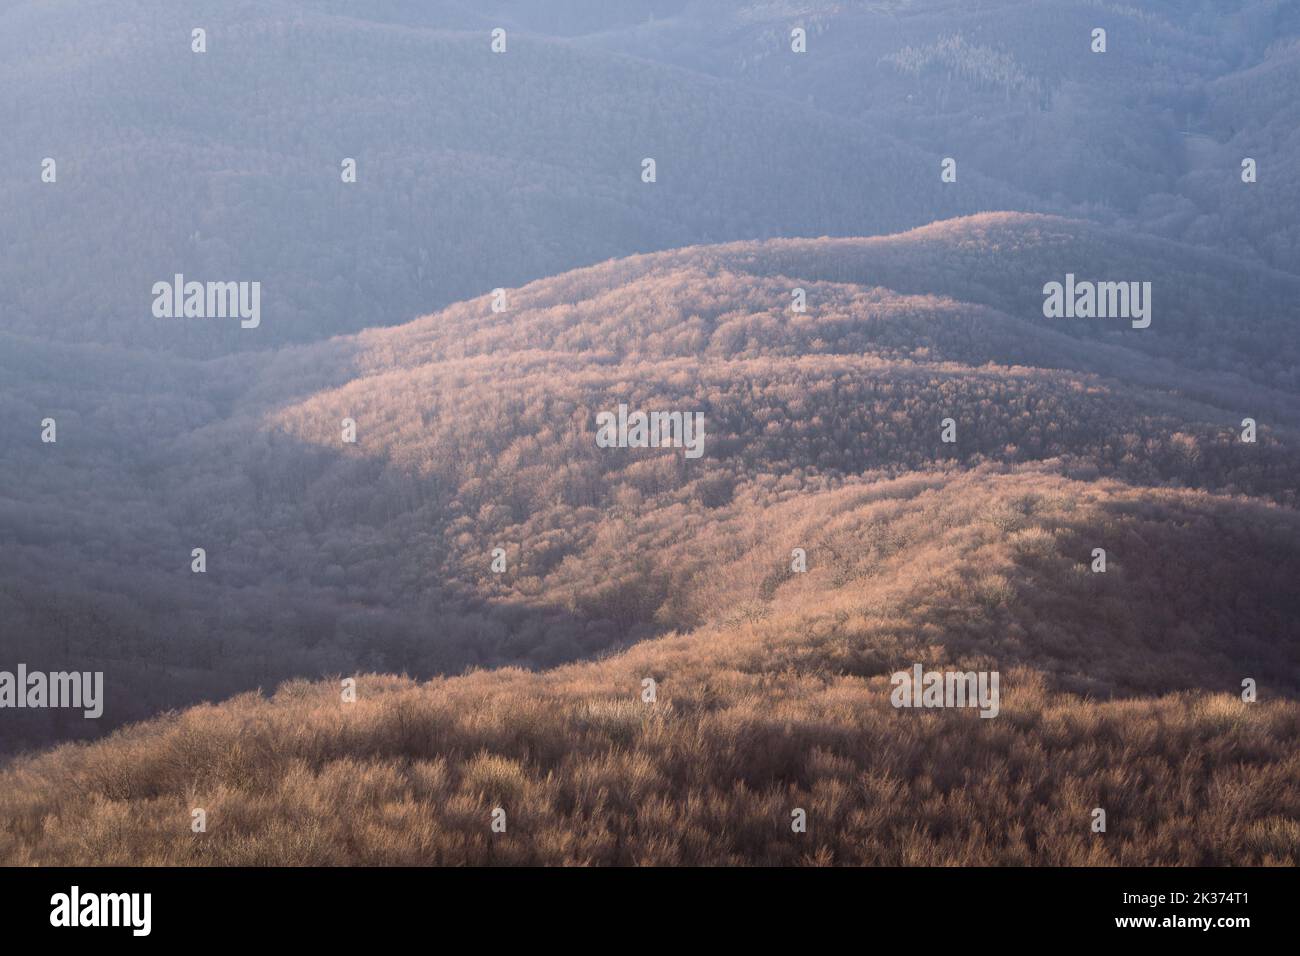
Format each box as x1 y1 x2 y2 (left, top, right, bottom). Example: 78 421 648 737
0 1 1298 865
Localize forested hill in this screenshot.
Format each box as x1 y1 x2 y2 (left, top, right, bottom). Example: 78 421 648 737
2 213 1297 754
557 0 1300 275
0 0 1028 356
3 0 1298 871
4 467 1299 865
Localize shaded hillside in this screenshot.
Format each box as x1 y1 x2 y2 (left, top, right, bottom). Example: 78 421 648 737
3 1 1297 871
5 0 1297 364
2 215 1297 753
0 0 1025 356
564 0 1300 274
2 470 1298 865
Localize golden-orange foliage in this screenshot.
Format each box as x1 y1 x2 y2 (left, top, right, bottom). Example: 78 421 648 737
3 470 1296 865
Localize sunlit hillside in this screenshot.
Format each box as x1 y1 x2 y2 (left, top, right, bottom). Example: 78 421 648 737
2 213 1297 753
3 0 1298 878
2 468 1298 865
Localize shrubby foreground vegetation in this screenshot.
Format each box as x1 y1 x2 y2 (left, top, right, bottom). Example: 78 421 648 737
2 470 1297 865
3 0 1297 867
1 214 1297 864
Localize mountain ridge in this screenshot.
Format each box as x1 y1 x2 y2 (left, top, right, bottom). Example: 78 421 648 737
2 212 1296 759
3 465 1297 865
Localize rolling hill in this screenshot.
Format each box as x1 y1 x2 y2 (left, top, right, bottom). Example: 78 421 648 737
2 202 1299 863
1 214 1297 769
3 0 1298 872
560 0 1300 274
2 466 1298 864
0 0 1028 357
9 0 1298 363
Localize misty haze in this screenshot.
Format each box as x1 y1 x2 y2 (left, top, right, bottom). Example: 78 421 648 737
0 0 1297 871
